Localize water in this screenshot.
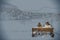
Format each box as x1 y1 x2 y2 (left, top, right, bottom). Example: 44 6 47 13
0 19 60 40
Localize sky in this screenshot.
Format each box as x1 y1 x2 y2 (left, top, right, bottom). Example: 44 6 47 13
2 0 58 13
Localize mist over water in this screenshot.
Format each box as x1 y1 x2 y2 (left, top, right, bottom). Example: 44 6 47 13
0 0 60 40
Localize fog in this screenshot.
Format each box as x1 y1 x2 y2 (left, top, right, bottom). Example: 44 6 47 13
0 0 60 40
